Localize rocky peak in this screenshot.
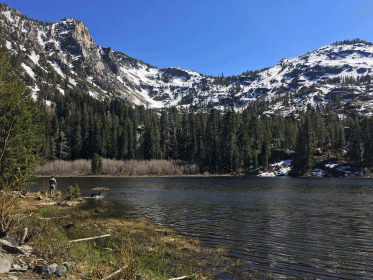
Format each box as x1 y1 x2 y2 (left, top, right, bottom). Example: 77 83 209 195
57 18 100 60
1 3 373 115
0 3 9 11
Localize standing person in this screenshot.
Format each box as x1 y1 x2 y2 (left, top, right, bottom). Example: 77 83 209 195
49 175 57 196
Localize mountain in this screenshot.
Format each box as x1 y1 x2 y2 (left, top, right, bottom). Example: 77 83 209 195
1 3 373 116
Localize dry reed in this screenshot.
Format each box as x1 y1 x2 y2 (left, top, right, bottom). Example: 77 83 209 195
36 159 200 176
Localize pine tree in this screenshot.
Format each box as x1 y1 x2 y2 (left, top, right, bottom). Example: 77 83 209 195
293 116 315 173
363 118 373 167
0 49 45 190
348 119 363 163
91 153 103 175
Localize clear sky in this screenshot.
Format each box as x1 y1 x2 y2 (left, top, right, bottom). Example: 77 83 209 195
3 0 373 76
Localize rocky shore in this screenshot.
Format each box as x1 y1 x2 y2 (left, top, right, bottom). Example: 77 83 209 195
0 192 77 280
0 191 259 280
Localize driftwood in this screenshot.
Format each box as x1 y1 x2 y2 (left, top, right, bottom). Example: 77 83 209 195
20 227 28 244
39 215 70 220
102 265 128 280
70 234 111 243
168 276 190 280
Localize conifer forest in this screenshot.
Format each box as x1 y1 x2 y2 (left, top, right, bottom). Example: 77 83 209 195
39 83 373 176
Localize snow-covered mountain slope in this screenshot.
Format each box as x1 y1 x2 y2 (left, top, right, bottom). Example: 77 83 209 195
1 3 373 115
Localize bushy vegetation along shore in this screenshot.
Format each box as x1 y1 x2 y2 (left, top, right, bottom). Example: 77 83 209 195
36 159 201 176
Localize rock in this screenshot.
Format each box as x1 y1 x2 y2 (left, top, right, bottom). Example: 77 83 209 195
17 245 32 255
11 264 21 270
62 223 74 230
0 238 17 248
34 262 73 278
33 265 50 277
0 252 13 273
2 244 30 256
34 265 57 277
62 262 73 273
49 263 57 274
11 263 27 271
3 238 18 247
20 190 28 196
55 264 67 277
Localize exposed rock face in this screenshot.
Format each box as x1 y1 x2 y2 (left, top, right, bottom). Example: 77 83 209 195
0 252 13 274
1 3 373 115
56 19 103 70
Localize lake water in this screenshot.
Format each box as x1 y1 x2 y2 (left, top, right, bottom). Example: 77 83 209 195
30 177 373 279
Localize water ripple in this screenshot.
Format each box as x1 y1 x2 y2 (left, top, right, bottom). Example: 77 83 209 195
31 177 373 279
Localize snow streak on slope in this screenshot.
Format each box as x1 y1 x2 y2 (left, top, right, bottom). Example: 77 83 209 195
1 3 373 114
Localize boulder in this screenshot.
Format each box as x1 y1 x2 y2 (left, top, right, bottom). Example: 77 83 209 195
34 265 57 277
62 223 74 230
2 244 31 256
11 263 27 271
34 262 73 278
0 238 17 247
0 252 13 273
55 264 67 277
3 237 17 247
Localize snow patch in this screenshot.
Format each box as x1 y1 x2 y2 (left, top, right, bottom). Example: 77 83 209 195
2 11 14 23
57 86 65 96
21 63 35 80
89 91 97 98
68 77 77 86
28 51 40 65
313 169 325 176
5 41 11 50
257 171 276 177
48 61 65 78
30 85 40 100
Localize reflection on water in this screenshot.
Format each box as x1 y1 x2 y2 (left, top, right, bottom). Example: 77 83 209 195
30 177 373 279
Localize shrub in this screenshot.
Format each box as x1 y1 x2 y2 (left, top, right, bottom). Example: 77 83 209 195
67 184 80 199
0 192 18 237
91 154 103 175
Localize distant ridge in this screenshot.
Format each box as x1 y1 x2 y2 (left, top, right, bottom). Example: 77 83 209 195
0 3 373 116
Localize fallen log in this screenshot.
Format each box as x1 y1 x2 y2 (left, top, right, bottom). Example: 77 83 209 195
102 265 127 280
168 276 190 280
40 215 70 220
70 234 111 243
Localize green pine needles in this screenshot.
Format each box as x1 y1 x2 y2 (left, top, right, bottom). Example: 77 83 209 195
67 184 81 199
0 48 45 190
91 153 103 175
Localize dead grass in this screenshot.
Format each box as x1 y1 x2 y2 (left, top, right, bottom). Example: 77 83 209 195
0 191 19 236
36 159 200 176
14 197 217 279
8 194 262 280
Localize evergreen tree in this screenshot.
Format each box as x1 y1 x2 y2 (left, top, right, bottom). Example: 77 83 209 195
347 119 363 163
91 153 103 175
0 49 45 190
293 116 315 173
363 118 373 167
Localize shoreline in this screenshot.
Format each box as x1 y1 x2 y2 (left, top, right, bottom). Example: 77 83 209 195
11 192 260 279
35 174 373 178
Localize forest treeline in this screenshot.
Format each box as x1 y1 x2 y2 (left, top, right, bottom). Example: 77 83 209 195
39 84 373 175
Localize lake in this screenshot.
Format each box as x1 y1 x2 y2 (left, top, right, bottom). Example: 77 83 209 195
30 176 373 279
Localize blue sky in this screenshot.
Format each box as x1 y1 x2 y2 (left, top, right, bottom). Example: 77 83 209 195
3 0 373 76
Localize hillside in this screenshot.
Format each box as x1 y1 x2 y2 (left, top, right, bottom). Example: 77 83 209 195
1 3 373 115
